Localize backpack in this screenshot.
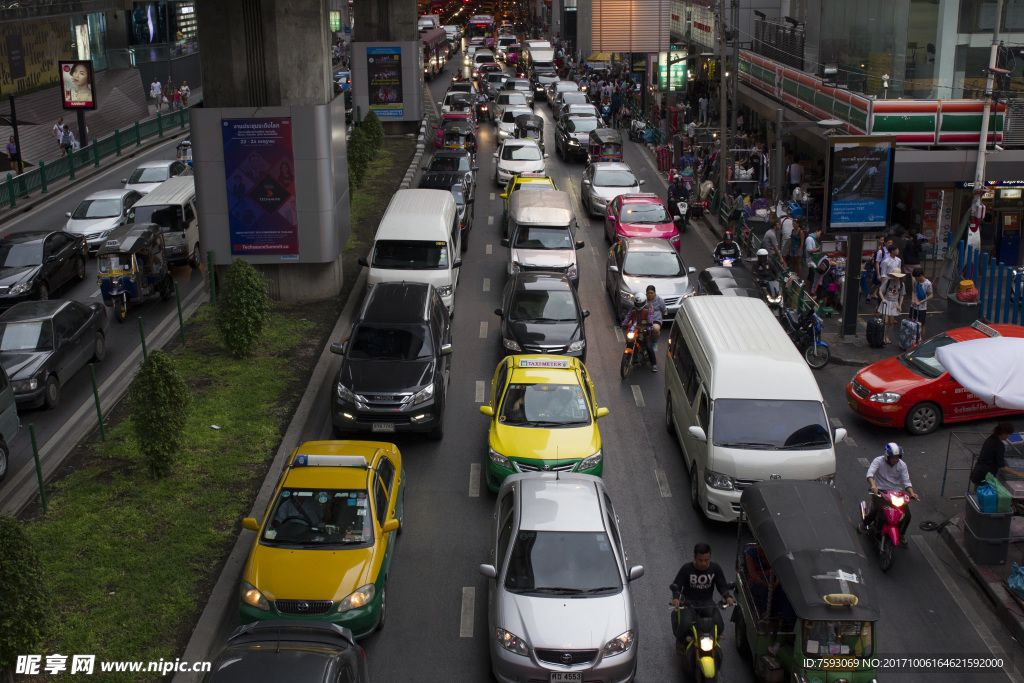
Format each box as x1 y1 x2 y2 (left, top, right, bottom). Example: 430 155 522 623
60 131 71 148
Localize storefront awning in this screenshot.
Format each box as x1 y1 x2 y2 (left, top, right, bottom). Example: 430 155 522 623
588 52 613 62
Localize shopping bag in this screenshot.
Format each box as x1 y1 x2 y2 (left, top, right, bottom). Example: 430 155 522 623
1008 563 1024 600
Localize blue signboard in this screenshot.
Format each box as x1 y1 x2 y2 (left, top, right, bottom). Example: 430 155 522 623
366 46 403 118
825 136 896 232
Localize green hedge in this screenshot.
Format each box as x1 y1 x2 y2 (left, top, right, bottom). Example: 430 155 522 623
347 111 384 193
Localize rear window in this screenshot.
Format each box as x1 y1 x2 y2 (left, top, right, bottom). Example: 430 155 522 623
133 204 183 232
128 167 169 184
371 239 449 270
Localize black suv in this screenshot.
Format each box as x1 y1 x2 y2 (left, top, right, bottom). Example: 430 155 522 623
330 282 452 440
204 621 368 683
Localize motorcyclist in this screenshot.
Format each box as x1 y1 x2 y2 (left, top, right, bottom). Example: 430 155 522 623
713 231 742 262
861 442 919 544
620 293 657 373
667 175 690 221
752 248 772 281
670 543 735 656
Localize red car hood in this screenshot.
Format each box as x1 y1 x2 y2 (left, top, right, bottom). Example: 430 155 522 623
854 356 936 394
617 221 678 240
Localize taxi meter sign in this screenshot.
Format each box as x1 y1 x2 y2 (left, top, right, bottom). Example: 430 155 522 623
519 358 571 368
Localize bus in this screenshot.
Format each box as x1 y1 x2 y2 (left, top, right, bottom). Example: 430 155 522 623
467 15 495 47
420 27 448 79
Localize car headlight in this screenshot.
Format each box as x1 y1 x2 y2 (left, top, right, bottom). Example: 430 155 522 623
704 469 735 491
768 293 783 304
567 263 578 279
436 284 453 297
411 383 435 406
503 338 522 352
496 628 530 656
336 382 358 403
12 378 38 393
9 282 31 295
337 583 376 613
488 447 513 470
817 473 836 486
569 138 579 146
240 581 269 611
510 261 521 273
498 129 509 137
670 235 681 245
579 449 602 470
868 392 901 404
619 289 635 301
568 340 585 352
602 630 634 657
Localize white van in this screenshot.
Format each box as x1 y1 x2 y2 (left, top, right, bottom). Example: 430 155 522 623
360 189 463 313
663 296 845 522
129 176 201 268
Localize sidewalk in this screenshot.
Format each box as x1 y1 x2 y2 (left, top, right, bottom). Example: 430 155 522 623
145 86 203 118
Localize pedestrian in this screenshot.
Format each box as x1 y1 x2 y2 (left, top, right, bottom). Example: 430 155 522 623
52 116 65 152
880 245 901 281
59 125 76 156
902 230 924 270
762 217 782 262
787 217 804 274
804 226 823 274
909 267 933 337
699 95 708 124
877 269 906 345
173 87 183 110
868 238 892 303
179 81 190 108
6 136 19 172
150 77 163 111
786 159 803 197
970 422 1024 486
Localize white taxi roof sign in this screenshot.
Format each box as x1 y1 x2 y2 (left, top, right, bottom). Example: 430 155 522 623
293 454 368 468
519 358 571 368
971 320 1001 337
627 193 659 198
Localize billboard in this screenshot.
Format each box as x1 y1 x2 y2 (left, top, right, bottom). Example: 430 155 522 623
59 60 95 109
366 46 403 118
658 50 687 91
824 135 896 232
221 118 299 256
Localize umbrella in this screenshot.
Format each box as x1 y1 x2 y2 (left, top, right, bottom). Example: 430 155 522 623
934 337 1024 410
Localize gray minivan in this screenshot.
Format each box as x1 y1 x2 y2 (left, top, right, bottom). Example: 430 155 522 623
502 190 582 287
129 177 201 269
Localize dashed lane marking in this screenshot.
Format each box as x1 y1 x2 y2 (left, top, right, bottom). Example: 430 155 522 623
614 327 625 343
488 215 494 225
490 193 495 201
631 385 645 407
829 417 844 428
475 380 485 403
479 321 488 338
845 437 858 448
469 463 481 498
483 278 490 292
459 587 475 637
655 469 672 498
486 244 493 255
857 457 869 467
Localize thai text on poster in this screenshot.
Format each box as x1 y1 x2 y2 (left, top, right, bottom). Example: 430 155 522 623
367 46 403 118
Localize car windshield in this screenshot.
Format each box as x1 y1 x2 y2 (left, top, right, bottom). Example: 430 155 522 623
428 156 469 172
98 253 133 274
502 145 541 161
348 323 434 361
262 488 373 547
513 226 573 250
499 383 591 426
128 167 168 184
901 333 956 378
504 531 621 595
623 251 683 277
132 204 183 232
713 399 830 449
593 169 636 187
0 241 43 268
537 75 558 85
72 199 121 219
487 74 506 84
563 93 587 103
620 203 670 224
0 320 53 352
509 290 577 322
567 118 599 133
371 239 449 270
507 46 521 54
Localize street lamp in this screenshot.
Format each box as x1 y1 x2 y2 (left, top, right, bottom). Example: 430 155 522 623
773 113 843 202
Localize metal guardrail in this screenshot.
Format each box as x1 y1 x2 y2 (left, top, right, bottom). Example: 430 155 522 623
2 106 191 209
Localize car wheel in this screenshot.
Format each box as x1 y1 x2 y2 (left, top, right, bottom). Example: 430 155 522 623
905 402 941 435
0 439 7 482
36 283 49 301
397 492 405 535
735 614 752 661
189 244 201 269
689 463 701 512
665 396 675 435
43 375 60 410
375 578 387 632
93 332 106 362
75 256 86 281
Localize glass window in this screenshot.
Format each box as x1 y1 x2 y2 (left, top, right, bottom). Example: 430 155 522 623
502 144 541 161
72 199 121 219
697 392 709 429
712 398 830 450
620 203 671 224
511 226 573 250
508 289 578 321
262 488 373 547
377 457 396 492
133 205 183 232
959 0 1024 32
901 333 956 378
503 531 622 594
347 324 434 361
0 321 53 352
371 240 449 270
128 167 170 184
499 383 591 426
496 514 514 568
374 477 389 525
98 253 132 274
0 240 43 267
579 365 595 409
593 169 637 187
624 250 683 277
803 620 873 657
567 118 599 133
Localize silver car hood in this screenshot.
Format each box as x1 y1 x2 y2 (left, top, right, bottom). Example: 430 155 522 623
64 215 122 235
498 159 545 175
499 590 629 649
592 184 639 201
510 248 575 269
124 182 159 194
621 273 692 299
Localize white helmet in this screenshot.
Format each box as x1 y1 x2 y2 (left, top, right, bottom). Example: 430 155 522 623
756 248 769 257
633 293 645 307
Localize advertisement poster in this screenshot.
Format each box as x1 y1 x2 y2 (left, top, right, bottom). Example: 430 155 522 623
921 189 941 259
825 136 896 232
59 60 95 109
658 50 687 92
367 46 403 118
221 118 299 256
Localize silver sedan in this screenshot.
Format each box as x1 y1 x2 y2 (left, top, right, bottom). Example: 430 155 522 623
581 162 643 217
606 237 696 320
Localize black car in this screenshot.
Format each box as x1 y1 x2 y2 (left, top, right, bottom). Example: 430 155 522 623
0 300 109 409
495 272 589 362
204 621 369 683
696 266 768 301
422 150 478 201
419 172 474 250
330 282 453 440
531 72 558 101
555 114 601 161
0 231 88 308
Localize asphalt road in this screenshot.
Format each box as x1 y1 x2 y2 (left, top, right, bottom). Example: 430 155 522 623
0 136 206 509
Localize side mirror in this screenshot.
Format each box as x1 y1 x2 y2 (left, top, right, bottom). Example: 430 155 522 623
582 179 590 185
500 238 510 247
674 216 683 223
437 101 443 105
242 517 259 531
493 152 499 159
357 257 369 267
575 241 585 249
609 265 619 273
479 563 497 579
65 211 72 218
834 427 848 443
120 178 127 184
688 426 708 442
500 193 507 199
479 405 494 417
494 308 504 318
596 407 609 418
381 519 400 534
638 179 646 185
453 258 463 268
543 153 549 158
330 342 345 355
440 343 453 355
628 565 645 581
688 266 697 273
582 310 590 318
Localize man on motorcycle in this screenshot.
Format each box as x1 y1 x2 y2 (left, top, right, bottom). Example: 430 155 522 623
670 543 735 655
644 285 668 351
861 443 918 544
752 248 772 281
621 294 657 373
667 175 689 220
713 231 742 262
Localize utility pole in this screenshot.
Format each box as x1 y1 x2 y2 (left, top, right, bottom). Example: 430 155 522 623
969 0 1004 254
717 0 729 208
730 0 739 145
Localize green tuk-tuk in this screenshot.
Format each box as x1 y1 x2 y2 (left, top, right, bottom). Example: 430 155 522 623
514 113 544 152
735 481 880 683
96 223 174 323
587 127 623 164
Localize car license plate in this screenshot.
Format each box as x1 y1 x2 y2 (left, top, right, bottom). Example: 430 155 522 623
549 674 582 683
847 397 857 412
371 422 395 433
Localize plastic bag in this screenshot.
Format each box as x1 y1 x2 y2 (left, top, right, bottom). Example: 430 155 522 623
1008 563 1024 600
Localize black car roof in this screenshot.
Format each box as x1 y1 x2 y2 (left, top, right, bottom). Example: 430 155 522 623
361 282 431 323
419 172 465 190
431 150 471 158
0 300 70 322
0 230 51 244
513 272 573 290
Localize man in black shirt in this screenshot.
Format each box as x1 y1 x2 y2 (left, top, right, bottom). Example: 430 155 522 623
670 543 734 649
971 422 1024 485
713 231 742 262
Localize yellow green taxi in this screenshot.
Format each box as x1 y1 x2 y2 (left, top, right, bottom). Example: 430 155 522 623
500 172 558 234
238 440 405 639
479 355 608 492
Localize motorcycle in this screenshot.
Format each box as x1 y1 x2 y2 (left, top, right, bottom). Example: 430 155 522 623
475 95 489 119
754 274 782 311
600 101 612 125
669 590 732 682
859 490 910 572
712 255 739 267
629 116 647 142
674 200 689 232
620 320 654 378
780 307 831 368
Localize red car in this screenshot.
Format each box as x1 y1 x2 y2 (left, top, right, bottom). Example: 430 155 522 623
846 322 1024 435
604 193 681 251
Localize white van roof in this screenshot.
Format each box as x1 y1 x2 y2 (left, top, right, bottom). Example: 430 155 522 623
375 189 455 240
681 296 821 399
508 190 574 225
132 176 195 206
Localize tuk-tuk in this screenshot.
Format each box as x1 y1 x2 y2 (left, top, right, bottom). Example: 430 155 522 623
96 223 174 323
448 92 477 120
587 128 623 164
440 122 477 154
513 114 544 152
735 481 880 683
176 136 192 167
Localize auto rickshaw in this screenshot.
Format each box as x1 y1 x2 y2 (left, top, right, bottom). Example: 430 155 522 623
96 223 174 323
587 128 623 164
433 114 477 150
439 121 477 154
513 114 544 152
448 92 477 121
734 481 880 683
176 136 192 167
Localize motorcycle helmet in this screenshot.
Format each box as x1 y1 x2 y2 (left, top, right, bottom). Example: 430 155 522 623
884 442 903 459
724 231 734 241
756 248 769 257
633 293 645 307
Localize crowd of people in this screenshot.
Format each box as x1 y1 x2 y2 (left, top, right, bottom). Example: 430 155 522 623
149 77 192 112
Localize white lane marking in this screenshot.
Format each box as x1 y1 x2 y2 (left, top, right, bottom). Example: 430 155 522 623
460 587 475 638
591 246 597 258
486 244 493 255
857 457 869 467
823 397 831 408
655 469 672 498
614 327 625 343
483 278 490 292
469 463 481 498
829 417 844 428
488 215 494 225
475 380 485 403
845 437 858 448
490 193 495 201
479 321 488 338
90 289 102 298
631 385 645 407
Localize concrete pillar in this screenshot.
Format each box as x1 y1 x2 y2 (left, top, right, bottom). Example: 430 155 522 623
351 0 422 134
353 0 418 43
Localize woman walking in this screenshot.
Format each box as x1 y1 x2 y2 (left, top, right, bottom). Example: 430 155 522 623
877 269 906 345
